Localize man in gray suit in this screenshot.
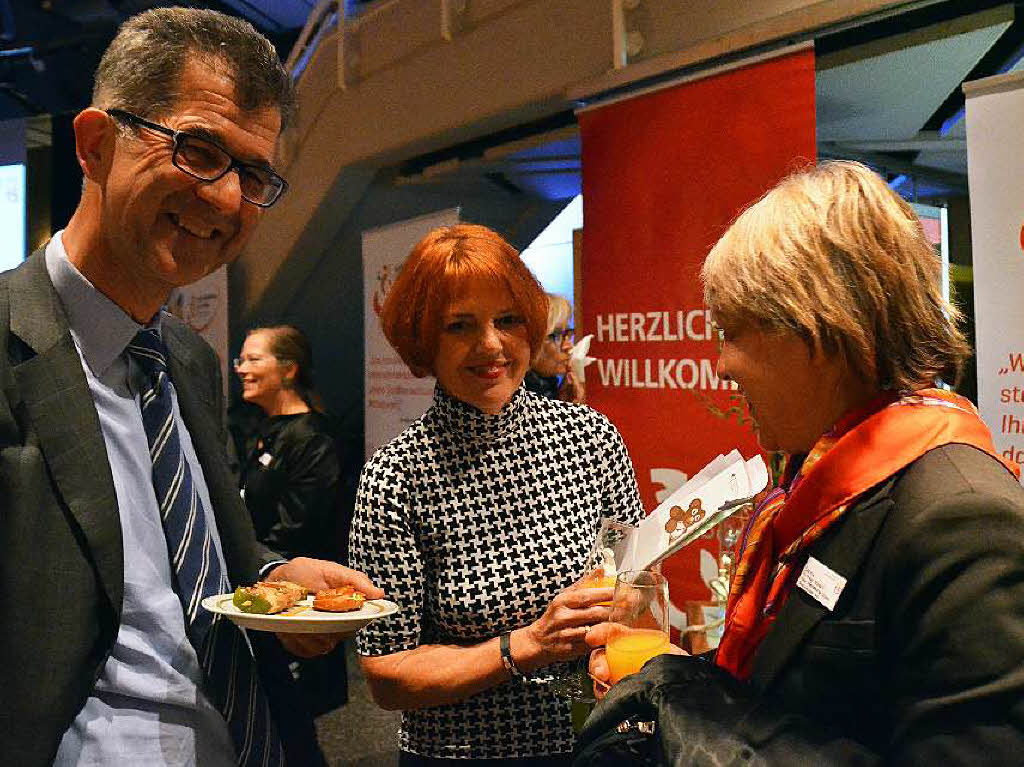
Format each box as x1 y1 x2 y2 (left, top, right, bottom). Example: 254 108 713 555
0 8 379 766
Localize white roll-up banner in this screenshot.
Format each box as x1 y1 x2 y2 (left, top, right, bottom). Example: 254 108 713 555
965 71 1024 475
168 265 229 396
362 209 460 460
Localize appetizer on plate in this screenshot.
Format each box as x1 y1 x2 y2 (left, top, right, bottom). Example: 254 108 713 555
313 586 366 613
233 580 310 614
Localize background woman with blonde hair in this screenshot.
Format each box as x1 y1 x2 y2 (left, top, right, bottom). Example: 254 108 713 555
580 161 1024 765
525 293 585 403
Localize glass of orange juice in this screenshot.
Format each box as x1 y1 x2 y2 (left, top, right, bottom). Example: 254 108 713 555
580 517 635 600
549 518 637 702
605 570 671 684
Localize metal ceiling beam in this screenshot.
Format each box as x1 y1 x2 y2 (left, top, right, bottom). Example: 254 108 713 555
823 132 966 152
818 144 969 192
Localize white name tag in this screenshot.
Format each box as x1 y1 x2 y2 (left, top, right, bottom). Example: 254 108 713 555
258 452 273 467
796 556 847 611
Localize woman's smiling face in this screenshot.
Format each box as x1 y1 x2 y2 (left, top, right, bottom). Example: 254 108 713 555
236 331 290 412
532 323 572 377
432 279 531 414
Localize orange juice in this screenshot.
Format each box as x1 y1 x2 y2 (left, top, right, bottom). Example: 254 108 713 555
606 629 671 683
582 573 617 605
584 574 616 590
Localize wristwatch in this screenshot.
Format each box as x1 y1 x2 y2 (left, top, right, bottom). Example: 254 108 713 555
499 632 526 680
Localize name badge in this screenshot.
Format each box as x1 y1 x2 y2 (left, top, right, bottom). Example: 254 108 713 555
796 556 847 611
258 452 273 467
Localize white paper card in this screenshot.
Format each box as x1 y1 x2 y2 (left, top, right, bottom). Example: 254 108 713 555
796 556 847 611
619 451 769 572
569 334 596 384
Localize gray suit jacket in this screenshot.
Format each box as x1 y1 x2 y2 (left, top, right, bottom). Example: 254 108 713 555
0 249 287 765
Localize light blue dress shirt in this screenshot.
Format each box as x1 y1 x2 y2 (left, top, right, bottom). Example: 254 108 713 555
46 233 237 766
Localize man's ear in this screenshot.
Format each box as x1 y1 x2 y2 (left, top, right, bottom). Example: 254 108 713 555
73 108 116 182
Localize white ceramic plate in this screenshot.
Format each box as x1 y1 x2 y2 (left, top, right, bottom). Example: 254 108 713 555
201 593 399 634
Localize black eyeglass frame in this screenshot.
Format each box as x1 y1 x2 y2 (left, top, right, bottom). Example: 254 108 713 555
547 327 575 344
106 108 288 208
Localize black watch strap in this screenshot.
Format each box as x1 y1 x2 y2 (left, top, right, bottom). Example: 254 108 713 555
499 632 525 679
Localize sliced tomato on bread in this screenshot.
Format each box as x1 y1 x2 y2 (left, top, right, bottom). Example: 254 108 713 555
313 586 367 612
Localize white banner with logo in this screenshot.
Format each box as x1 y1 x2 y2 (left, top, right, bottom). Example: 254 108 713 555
966 71 1024 473
168 265 229 395
362 209 460 460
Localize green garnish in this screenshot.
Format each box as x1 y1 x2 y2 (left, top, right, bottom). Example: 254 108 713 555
233 587 271 614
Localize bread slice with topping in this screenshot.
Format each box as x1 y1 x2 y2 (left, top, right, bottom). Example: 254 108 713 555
233 580 310 614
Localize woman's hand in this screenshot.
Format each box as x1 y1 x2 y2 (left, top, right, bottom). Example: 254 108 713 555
558 370 586 404
585 622 618 699
585 622 688 700
510 579 614 671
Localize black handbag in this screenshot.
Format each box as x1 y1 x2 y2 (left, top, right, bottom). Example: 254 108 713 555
573 715 661 766
573 654 878 766
573 654 753 767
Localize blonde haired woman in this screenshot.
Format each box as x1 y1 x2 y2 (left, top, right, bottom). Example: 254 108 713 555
525 293 585 403
580 161 1024 765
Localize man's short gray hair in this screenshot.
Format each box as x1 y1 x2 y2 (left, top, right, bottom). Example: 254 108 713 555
93 7 296 130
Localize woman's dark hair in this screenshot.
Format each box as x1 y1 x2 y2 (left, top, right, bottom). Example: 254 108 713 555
249 325 322 410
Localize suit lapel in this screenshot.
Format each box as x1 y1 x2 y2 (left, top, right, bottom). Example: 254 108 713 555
8 251 123 613
749 484 894 691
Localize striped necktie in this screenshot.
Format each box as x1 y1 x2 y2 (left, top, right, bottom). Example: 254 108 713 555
128 327 286 767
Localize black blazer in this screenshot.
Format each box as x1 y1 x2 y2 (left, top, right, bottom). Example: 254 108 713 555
577 443 1024 765
241 410 342 561
0 250 308 765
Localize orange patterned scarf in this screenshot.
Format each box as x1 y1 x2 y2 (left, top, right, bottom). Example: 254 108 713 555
715 388 1019 681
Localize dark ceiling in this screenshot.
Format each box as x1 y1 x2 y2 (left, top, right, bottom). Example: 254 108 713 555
0 1 317 120
9 0 1024 201
396 0 1024 202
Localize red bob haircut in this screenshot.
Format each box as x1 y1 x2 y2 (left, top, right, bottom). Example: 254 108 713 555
379 223 548 377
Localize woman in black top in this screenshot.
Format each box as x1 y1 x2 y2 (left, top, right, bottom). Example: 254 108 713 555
235 325 349 713
236 325 342 561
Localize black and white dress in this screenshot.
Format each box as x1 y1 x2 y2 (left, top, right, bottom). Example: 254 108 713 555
350 384 644 759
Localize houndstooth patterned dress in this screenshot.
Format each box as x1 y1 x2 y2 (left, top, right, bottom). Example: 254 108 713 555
351 384 644 759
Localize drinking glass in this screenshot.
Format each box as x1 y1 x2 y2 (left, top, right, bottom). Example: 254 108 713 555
605 569 671 684
709 501 752 603
580 517 636 594
548 517 636 702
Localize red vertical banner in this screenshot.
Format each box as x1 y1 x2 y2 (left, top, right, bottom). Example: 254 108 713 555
579 48 816 615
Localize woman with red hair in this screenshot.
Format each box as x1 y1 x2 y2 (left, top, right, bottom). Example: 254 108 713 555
349 224 643 765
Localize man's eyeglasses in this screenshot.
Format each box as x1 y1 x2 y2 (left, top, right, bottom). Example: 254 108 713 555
547 327 575 345
107 109 288 208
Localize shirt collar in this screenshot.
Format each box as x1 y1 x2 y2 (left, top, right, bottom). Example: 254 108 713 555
430 382 527 441
44 231 165 377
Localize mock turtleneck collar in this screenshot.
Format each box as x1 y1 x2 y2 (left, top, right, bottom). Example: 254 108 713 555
431 382 527 442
